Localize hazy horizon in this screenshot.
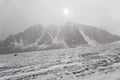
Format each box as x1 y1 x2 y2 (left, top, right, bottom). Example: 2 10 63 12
0 0 120 40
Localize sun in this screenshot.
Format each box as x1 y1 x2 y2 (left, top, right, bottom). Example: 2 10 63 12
64 8 69 15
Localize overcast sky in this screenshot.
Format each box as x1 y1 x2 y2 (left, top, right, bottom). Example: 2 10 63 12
0 0 120 40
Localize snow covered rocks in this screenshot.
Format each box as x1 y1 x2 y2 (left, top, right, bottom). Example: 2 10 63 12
0 42 120 80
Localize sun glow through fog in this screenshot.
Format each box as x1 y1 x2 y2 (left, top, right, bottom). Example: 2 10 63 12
64 8 69 15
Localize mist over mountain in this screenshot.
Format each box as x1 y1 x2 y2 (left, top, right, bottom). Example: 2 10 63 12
0 22 120 54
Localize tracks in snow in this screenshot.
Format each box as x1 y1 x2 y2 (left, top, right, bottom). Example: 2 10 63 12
0 62 83 80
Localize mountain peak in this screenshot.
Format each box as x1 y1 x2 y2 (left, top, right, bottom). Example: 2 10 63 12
0 23 120 54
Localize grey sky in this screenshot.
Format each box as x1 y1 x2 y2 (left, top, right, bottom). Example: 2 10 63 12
0 0 120 40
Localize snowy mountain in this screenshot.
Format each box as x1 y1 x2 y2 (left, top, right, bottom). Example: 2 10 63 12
0 23 120 54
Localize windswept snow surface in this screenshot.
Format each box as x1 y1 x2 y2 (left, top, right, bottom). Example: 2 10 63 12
0 41 120 80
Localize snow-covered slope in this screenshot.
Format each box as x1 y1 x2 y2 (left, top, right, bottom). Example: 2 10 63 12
0 41 120 80
0 23 120 54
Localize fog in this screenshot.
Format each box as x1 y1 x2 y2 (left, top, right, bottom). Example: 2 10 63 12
0 0 120 40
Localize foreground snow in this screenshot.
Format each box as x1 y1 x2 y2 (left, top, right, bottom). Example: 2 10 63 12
0 42 120 80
